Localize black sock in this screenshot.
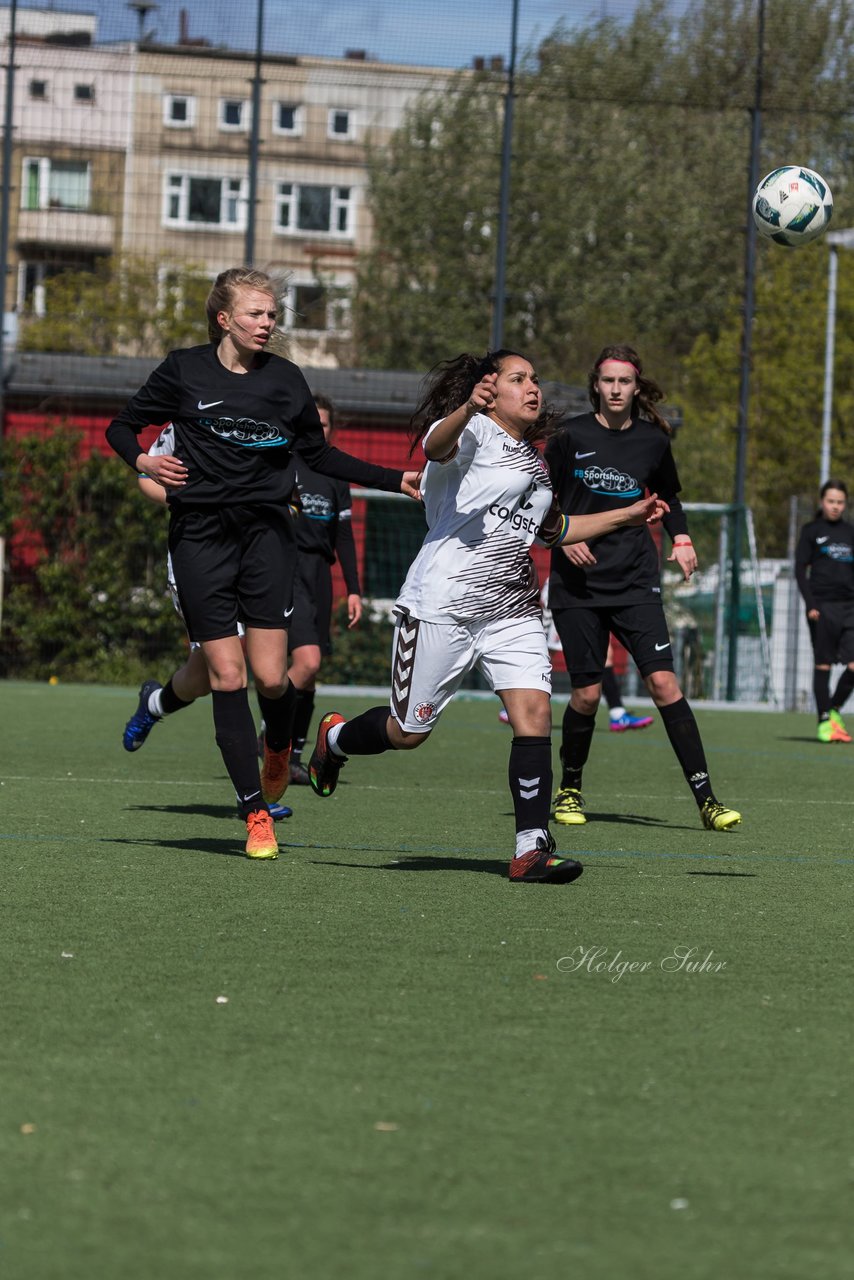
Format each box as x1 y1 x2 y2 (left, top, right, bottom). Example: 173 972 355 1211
509 736 552 834
560 703 596 790
813 669 832 719
659 697 713 807
211 688 266 816
257 682 298 752
831 668 854 712
290 688 316 764
601 667 622 711
336 705 394 756
160 678 193 716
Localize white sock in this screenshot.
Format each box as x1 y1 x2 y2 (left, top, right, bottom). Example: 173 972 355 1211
514 827 549 858
148 688 165 717
327 721 345 757
609 705 626 720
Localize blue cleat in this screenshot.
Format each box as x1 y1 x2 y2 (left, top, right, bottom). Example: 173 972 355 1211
123 679 162 751
268 802 293 820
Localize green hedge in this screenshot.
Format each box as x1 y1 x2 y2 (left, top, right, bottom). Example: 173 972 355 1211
1 428 184 682
1 428 397 686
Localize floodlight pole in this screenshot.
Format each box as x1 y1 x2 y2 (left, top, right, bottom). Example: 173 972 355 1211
726 0 765 700
819 228 854 486
244 0 264 266
820 243 839 487
490 0 519 351
0 0 18 433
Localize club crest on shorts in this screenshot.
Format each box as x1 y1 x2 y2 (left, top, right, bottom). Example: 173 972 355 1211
413 701 436 724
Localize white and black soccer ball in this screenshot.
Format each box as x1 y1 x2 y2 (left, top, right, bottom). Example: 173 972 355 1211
752 166 833 247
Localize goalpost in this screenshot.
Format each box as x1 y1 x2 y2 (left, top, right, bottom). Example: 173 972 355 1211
349 492 777 706
661 503 776 706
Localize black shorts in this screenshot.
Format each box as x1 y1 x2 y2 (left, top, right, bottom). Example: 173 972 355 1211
288 553 334 655
808 600 854 666
552 602 675 687
168 504 295 643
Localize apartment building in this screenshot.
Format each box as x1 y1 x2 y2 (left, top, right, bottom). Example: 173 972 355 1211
0 11 451 365
3 35 132 333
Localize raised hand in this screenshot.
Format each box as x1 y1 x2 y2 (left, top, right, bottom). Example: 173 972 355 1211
467 372 498 415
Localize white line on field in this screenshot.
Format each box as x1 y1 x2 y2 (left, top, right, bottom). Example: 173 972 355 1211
1 775 854 807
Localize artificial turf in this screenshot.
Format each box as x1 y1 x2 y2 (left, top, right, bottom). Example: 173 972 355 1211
0 679 851 1279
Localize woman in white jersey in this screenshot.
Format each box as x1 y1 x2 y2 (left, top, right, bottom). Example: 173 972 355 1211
307 349 666 883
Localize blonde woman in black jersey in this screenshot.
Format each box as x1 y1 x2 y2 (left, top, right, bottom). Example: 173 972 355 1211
107 267 419 860
545 344 741 832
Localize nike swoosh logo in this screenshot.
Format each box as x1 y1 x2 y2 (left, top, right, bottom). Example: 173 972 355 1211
654 642 671 651
575 450 596 459
283 606 294 619
816 536 828 543
198 399 224 410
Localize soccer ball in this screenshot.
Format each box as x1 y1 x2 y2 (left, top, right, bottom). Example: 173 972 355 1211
752 166 833 247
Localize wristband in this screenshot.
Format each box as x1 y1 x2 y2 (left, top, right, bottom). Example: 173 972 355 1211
543 513 570 548
672 537 693 547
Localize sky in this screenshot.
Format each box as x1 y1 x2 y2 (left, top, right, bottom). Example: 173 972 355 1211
12 0 637 68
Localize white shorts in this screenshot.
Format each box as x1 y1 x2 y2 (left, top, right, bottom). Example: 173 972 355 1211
390 611 552 733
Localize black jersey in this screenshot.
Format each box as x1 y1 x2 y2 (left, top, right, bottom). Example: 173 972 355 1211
795 516 854 608
106 344 402 509
292 458 360 594
545 412 688 608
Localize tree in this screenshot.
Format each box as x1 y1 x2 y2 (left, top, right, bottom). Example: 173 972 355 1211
17 254 210 357
674 240 854 555
354 0 854 387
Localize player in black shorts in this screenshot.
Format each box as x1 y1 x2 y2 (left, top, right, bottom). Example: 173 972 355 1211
286 393 362 784
795 479 854 743
106 267 419 859
545 343 741 832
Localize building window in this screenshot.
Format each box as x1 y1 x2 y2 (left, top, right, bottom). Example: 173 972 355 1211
275 183 353 236
284 283 350 333
164 94 196 127
327 108 354 139
74 83 95 103
219 99 249 131
18 255 99 316
29 79 48 100
21 157 91 211
273 102 302 136
291 285 327 330
164 173 247 229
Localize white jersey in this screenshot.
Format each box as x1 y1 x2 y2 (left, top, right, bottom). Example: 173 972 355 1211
395 413 554 623
148 426 179 596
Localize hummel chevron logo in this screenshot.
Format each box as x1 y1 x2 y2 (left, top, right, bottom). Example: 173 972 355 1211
575 450 596 459
198 399 224 410
519 776 540 800
654 642 671 651
399 624 417 644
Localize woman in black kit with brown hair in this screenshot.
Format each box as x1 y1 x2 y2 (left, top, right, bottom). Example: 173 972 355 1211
545 343 741 832
795 479 854 743
107 267 419 860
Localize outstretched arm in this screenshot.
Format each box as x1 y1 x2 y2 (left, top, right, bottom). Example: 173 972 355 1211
540 494 669 548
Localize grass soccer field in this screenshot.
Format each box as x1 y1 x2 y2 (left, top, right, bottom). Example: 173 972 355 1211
1 679 851 1280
